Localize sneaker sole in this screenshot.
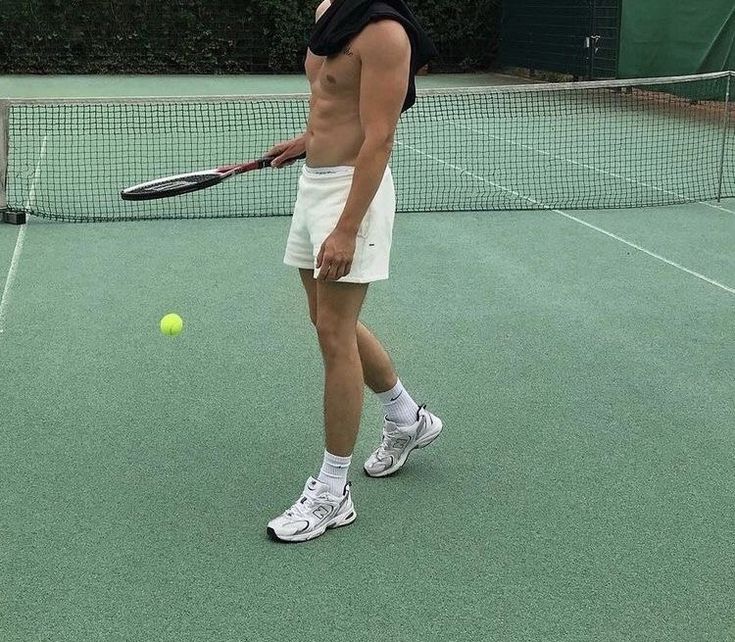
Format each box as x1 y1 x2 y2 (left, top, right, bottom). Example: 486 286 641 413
266 509 357 543
363 419 443 478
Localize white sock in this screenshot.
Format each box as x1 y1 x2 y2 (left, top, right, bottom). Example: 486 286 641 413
376 379 420 428
317 450 352 497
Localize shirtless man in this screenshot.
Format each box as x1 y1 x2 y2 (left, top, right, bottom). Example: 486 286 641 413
265 0 442 543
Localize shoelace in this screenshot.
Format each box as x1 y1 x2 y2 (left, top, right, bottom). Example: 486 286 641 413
377 427 411 458
286 492 314 518
286 487 334 518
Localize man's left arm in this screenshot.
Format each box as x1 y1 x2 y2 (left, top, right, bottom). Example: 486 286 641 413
317 21 411 281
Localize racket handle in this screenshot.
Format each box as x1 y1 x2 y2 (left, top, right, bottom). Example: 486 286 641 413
261 152 308 168
221 153 308 175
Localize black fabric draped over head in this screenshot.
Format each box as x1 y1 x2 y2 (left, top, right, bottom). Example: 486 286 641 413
309 0 438 112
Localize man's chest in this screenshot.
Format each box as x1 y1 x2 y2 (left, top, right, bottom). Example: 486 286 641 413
305 44 361 95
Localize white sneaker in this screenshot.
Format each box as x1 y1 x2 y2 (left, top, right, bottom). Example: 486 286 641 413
363 406 443 478
267 477 357 543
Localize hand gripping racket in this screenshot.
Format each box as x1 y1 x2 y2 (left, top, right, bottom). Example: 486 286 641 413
120 153 306 201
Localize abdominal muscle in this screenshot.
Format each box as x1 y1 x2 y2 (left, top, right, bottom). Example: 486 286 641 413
304 47 365 168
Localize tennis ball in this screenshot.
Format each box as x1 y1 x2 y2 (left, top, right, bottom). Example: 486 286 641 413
160 313 184 336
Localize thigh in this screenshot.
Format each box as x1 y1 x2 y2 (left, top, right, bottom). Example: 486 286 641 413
298 268 318 325
316 280 368 331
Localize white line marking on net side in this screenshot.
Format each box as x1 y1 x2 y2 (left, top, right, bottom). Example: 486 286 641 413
395 140 735 295
464 125 734 215
708 202 735 214
555 211 735 294
0 226 27 334
0 135 47 334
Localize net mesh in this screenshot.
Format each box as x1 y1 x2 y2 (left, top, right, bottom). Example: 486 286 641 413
2 72 733 223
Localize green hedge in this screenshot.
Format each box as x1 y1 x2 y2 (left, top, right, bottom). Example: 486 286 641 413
0 0 499 74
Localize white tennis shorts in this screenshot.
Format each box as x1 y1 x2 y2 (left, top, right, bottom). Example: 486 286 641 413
283 165 396 283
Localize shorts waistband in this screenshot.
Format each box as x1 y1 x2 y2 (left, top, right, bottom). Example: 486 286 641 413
302 165 355 178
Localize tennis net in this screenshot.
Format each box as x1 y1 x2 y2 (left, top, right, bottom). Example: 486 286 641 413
1 71 733 223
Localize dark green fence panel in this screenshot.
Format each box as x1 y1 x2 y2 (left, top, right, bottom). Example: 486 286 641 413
500 0 621 79
619 2 735 78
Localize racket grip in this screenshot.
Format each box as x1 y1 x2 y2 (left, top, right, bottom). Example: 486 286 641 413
262 152 307 168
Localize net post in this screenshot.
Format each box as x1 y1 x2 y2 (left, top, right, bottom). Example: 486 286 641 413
0 101 9 220
716 74 732 203
0 101 25 225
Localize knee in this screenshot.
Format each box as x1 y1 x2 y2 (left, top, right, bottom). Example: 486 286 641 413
315 317 353 359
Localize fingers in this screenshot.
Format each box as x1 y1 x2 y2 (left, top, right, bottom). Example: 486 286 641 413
266 141 288 167
319 263 339 282
271 155 284 169
335 260 352 281
317 252 334 281
268 139 305 169
265 143 285 158
316 236 354 282
278 156 298 168
271 151 300 169
270 152 288 169
317 257 352 282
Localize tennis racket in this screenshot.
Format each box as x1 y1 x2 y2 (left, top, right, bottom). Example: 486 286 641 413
120 153 306 201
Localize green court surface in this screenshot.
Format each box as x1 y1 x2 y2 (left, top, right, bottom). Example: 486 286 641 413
0 230 17 266
1 201 734 642
1 74 734 641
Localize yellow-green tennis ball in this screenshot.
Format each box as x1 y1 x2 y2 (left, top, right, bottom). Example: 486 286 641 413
160 313 183 336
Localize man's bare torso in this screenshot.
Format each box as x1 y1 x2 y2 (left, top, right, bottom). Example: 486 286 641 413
304 29 364 168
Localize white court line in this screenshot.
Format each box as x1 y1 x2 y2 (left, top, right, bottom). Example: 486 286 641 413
463 124 735 216
0 135 47 334
554 211 735 294
396 140 735 295
711 201 735 214
699 201 735 214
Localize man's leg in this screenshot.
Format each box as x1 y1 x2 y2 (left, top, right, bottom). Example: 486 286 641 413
266 275 365 543
295 270 440 482
299 269 396 394
314 279 368 456
299 269 422 426
356 322 397 393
